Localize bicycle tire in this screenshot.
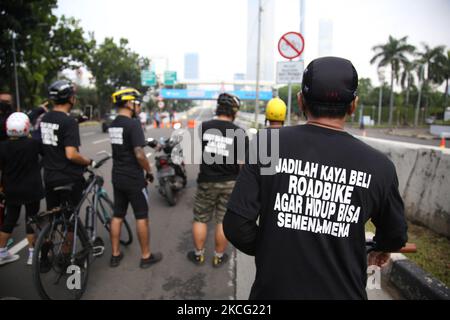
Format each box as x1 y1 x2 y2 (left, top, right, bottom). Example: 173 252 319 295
32 220 90 300
98 194 133 246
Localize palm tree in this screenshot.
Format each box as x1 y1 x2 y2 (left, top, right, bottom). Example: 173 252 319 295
414 44 446 125
371 36 415 126
438 50 449 109
401 60 416 107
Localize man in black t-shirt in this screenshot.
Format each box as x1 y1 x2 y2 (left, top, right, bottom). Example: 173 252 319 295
224 57 408 299
108 88 162 269
188 93 247 268
40 80 93 215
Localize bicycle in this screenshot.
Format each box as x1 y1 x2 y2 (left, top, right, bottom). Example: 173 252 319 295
31 152 132 300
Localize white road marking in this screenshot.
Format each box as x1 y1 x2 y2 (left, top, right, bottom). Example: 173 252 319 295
8 238 29 255
93 138 110 145
82 132 96 137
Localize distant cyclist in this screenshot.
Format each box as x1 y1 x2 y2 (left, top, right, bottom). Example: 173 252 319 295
108 88 162 268
0 113 44 266
265 97 287 129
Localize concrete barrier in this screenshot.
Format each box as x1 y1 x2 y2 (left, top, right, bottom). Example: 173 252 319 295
359 137 450 237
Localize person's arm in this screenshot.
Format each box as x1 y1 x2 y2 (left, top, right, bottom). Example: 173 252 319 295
63 118 91 166
369 163 408 266
223 209 258 256
65 146 91 166
223 157 261 256
134 146 151 174
130 120 152 175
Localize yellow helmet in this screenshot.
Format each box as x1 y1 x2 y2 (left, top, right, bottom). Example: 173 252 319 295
265 97 287 122
112 88 141 106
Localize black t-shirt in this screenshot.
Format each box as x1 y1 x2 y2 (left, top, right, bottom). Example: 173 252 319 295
40 111 85 186
109 115 146 190
227 124 407 300
0 138 44 205
197 119 247 183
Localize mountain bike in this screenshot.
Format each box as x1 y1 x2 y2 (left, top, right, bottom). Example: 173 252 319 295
31 153 132 300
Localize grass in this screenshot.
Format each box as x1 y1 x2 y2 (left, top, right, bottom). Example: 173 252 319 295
366 221 450 287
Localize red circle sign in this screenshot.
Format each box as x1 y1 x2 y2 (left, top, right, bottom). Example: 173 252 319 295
278 32 305 60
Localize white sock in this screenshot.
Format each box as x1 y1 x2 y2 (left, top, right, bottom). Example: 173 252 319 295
195 248 205 256
215 251 224 258
28 248 34 255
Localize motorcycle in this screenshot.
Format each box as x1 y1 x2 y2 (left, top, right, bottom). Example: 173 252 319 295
146 135 187 206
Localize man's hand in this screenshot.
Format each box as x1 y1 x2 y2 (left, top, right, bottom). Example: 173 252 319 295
146 172 154 183
368 251 391 267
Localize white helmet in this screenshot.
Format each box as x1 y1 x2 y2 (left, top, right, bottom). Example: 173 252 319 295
6 112 31 138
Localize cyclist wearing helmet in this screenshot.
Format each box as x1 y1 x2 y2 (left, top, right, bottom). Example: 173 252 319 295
0 112 44 266
265 97 287 128
224 57 407 299
108 88 162 269
40 80 93 225
188 93 247 268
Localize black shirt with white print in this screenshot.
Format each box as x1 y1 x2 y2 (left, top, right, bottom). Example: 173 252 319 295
225 124 407 300
40 111 85 186
109 115 146 190
197 119 247 183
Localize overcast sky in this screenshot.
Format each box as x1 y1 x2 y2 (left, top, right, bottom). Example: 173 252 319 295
55 0 450 86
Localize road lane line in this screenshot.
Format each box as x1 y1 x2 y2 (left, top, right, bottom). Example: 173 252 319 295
92 138 110 145
9 238 28 255
82 132 96 137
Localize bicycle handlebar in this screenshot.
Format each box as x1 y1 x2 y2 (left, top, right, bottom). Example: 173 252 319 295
366 240 417 254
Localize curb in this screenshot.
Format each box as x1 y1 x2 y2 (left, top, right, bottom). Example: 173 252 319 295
389 259 450 300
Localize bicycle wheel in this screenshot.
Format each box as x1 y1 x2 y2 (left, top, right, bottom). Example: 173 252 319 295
32 219 90 300
98 194 133 246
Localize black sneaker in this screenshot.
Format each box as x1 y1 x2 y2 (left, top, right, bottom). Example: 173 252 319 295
110 252 124 268
212 253 229 268
187 251 205 265
140 252 162 269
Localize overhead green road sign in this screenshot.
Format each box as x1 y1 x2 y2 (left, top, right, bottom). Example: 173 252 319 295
141 70 156 86
164 71 177 86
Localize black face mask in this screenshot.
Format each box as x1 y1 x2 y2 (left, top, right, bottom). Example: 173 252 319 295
0 101 13 114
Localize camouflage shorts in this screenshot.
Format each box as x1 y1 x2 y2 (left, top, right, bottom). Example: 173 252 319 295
193 181 236 224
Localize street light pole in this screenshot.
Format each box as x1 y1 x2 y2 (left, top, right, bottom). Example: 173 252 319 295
11 31 21 111
254 0 262 127
377 67 385 126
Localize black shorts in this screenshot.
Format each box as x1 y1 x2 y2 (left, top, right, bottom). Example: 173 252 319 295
113 186 149 220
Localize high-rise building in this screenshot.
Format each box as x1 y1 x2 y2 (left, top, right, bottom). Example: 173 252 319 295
184 53 199 80
318 19 333 57
246 0 275 82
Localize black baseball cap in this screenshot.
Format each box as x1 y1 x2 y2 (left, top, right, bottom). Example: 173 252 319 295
301 57 358 107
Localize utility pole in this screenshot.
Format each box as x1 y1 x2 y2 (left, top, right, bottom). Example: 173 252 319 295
377 67 385 125
12 31 20 111
254 0 262 127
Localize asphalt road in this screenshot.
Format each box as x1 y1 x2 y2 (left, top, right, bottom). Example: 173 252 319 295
0 106 407 300
0 106 234 300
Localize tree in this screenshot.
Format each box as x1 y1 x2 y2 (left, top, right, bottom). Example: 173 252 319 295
278 85 301 116
86 38 149 116
371 36 415 126
414 44 446 125
0 1 93 107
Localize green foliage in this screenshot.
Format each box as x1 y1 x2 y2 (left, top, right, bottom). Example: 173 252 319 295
0 1 93 108
86 38 149 116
